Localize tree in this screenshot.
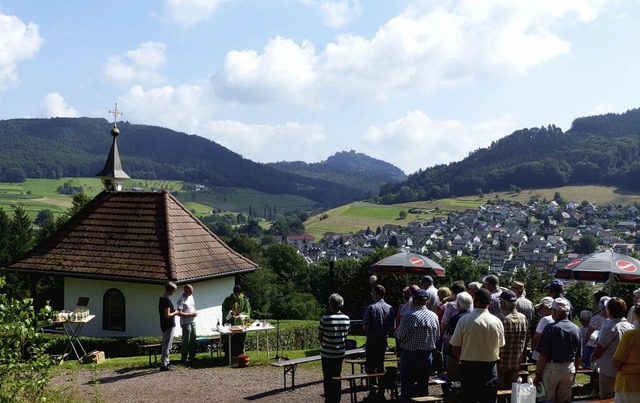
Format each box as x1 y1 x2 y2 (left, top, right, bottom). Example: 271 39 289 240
10 206 35 260
443 256 480 289
0 275 56 401
34 209 53 227
564 281 595 315
575 235 598 254
398 211 407 219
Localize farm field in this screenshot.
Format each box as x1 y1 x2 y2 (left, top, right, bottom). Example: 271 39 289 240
304 185 640 239
0 178 317 221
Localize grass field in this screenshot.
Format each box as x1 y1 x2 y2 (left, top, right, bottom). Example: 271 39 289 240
0 178 317 221
303 185 640 239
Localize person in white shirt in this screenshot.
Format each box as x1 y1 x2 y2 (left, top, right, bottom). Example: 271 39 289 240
177 284 198 364
531 297 554 362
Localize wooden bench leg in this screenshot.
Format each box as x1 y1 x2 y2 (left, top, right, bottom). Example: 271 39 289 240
283 364 298 390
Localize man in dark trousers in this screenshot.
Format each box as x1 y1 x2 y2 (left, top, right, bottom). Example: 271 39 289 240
363 284 395 401
450 288 505 403
534 298 582 403
318 293 351 403
396 288 440 403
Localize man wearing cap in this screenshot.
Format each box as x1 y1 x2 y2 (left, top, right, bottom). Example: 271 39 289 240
510 281 534 325
450 288 505 403
420 275 440 313
158 282 181 371
222 285 251 358
482 274 502 316
363 284 395 400
396 288 440 403
531 297 554 363
547 279 574 319
497 290 528 388
177 284 198 364
534 298 582 403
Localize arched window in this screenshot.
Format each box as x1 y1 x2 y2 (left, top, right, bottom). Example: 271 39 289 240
103 288 125 332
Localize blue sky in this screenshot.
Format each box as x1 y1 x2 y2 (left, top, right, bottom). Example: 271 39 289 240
1 1 639 174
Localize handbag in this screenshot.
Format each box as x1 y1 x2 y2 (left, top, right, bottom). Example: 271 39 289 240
511 378 536 403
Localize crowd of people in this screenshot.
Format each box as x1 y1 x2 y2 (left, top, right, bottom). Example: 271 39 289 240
317 274 640 403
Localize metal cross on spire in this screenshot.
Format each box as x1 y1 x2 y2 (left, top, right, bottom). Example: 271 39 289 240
109 103 123 125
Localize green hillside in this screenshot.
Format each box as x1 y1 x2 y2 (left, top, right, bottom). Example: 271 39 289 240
0 178 316 221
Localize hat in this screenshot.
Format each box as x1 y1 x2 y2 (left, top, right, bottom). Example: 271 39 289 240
552 298 570 312
413 288 430 300
547 280 564 291
166 281 177 290
421 275 434 284
510 281 524 292
499 290 517 302
474 288 492 305
403 284 420 299
535 296 554 310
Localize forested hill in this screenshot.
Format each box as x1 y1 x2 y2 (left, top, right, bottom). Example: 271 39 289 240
0 117 403 207
268 150 406 197
378 108 640 203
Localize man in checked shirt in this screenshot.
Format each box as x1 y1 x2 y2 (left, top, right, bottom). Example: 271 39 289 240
396 288 440 403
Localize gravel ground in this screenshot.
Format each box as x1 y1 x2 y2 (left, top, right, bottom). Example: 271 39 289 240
49 360 435 403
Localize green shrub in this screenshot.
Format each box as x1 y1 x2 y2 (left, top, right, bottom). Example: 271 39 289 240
0 276 56 402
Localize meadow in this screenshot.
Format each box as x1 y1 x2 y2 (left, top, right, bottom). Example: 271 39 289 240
0 178 316 221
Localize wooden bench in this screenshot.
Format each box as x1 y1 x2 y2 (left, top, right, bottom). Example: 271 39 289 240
334 372 385 403
345 356 400 375
271 347 365 390
139 344 163 367
412 388 510 403
411 396 445 403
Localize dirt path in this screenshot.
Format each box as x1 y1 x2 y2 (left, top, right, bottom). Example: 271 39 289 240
50 362 329 402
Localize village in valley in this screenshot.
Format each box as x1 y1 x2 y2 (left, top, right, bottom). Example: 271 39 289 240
287 198 639 276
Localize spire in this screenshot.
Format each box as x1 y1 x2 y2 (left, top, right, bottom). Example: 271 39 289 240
96 103 130 192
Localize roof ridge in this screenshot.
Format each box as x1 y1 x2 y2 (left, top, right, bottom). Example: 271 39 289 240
163 190 177 281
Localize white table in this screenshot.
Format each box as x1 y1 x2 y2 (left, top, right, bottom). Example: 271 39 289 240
215 325 275 365
57 314 95 364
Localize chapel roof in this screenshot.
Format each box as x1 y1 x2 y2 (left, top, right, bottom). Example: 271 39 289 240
4 190 259 283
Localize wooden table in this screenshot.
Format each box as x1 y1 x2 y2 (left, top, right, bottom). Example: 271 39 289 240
216 325 275 365
57 315 95 364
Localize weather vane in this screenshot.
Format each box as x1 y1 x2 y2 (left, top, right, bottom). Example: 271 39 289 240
109 103 123 125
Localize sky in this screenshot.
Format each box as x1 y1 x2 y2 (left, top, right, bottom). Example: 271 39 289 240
1 1 639 175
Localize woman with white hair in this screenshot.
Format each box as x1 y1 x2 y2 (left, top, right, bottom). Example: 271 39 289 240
444 291 473 381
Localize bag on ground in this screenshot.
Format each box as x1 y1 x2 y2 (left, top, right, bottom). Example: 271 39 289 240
511 378 536 403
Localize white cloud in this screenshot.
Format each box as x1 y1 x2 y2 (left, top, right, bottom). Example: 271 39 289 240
212 1 607 105
118 84 209 134
361 110 515 173
40 92 80 117
103 42 166 87
201 119 327 161
212 36 319 104
164 0 225 27
0 13 42 89
301 0 362 27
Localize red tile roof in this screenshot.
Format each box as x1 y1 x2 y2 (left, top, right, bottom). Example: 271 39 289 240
4 190 258 283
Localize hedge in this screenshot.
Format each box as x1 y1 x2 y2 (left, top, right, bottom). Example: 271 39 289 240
43 320 327 358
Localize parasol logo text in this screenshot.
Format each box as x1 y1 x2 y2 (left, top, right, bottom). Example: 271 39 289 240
616 260 638 273
565 259 583 269
409 257 425 266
